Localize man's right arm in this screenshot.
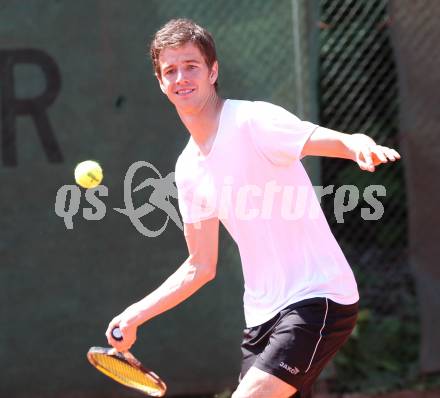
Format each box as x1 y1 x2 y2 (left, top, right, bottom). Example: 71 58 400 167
106 217 219 351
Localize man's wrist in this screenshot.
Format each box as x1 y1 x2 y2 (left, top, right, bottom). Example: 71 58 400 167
123 303 147 327
342 133 357 161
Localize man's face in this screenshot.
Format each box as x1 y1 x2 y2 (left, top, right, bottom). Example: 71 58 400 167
156 42 218 113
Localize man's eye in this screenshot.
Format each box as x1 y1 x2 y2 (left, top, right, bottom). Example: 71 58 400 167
187 65 197 70
165 69 175 75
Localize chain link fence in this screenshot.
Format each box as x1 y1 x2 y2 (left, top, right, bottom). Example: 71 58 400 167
388 0 440 381
318 0 412 393
318 0 440 395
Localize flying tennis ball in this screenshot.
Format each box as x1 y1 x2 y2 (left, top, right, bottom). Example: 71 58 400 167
74 160 103 188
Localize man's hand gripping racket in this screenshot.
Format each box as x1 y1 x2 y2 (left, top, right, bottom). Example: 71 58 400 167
87 327 167 397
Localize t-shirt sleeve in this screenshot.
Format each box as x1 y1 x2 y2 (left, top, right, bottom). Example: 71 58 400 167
248 101 319 166
175 156 217 224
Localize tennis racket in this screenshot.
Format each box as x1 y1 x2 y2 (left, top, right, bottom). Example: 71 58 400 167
87 327 167 397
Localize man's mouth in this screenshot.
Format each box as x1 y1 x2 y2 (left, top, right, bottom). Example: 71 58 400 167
175 88 195 96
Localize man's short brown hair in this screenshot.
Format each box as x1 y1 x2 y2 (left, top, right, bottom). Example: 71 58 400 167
150 18 218 88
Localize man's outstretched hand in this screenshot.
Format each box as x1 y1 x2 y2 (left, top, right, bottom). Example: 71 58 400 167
348 133 401 172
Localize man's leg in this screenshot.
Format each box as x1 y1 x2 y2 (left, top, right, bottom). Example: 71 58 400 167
232 366 297 398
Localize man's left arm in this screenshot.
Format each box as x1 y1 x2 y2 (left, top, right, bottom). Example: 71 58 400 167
301 127 401 172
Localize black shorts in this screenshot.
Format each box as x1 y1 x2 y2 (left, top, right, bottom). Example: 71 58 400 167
240 297 358 398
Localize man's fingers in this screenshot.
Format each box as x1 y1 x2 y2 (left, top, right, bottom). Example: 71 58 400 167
353 137 401 172
106 328 132 352
106 319 121 346
371 147 388 163
387 148 401 160
111 341 131 353
369 146 402 167
379 146 401 162
355 152 368 170
111 333 135 352
359 150 375 172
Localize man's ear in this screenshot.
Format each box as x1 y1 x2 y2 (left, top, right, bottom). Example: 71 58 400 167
155 73 167 94
209 61 219 85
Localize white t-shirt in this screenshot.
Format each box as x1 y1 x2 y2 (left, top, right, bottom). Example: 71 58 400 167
175 99 359 327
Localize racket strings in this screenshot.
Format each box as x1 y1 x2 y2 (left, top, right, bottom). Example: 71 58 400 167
90 352 163 395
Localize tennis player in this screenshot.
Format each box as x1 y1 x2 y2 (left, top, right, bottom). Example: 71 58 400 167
106 19 401 398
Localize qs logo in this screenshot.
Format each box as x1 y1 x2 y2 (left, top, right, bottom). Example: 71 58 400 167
54 161 183 237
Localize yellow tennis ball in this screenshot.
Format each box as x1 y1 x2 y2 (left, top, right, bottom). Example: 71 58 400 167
74 160 103 188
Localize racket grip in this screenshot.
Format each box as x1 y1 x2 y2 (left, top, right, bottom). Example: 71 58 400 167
111 327 123 341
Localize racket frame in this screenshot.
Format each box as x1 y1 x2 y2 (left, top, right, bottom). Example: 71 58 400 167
87 346 167 397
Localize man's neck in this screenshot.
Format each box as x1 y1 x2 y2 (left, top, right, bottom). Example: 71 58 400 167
177 93 225 156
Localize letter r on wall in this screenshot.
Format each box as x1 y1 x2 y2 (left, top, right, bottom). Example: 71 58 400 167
0 48 63 166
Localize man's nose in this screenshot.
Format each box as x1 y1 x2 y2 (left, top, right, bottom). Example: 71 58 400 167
176 68 188 84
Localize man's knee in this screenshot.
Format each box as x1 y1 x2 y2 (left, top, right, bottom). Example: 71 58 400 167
233 366 297 398
231 387 272 398
231 390 243 398
232 386 295 398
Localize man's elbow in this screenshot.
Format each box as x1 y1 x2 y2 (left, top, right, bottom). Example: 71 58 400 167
187 258 217 284
200 260 217 283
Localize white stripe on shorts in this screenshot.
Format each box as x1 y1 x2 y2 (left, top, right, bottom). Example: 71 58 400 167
305 298 329 373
